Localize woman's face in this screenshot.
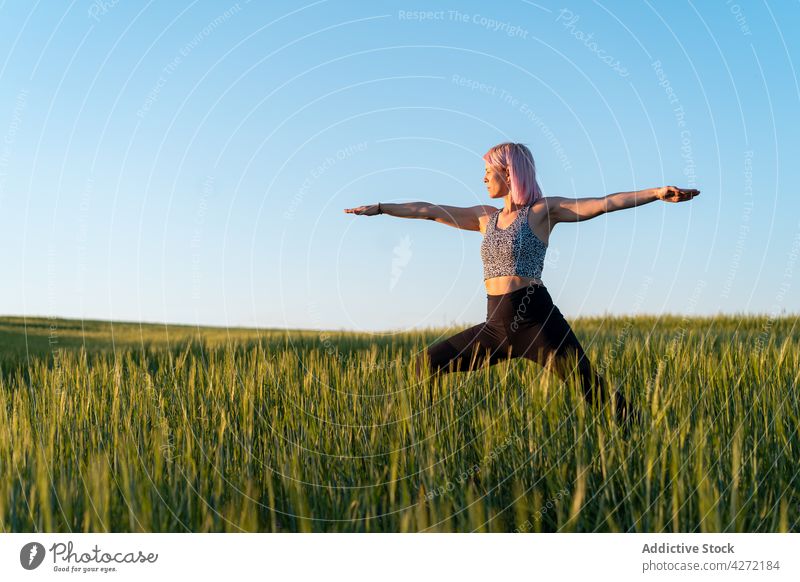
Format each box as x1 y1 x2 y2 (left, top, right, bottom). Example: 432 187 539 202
484 162 510 199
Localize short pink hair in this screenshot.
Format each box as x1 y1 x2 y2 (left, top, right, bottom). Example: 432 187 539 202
482 142 544 205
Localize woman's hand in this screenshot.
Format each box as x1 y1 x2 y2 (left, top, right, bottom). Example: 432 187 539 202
344 204 381 216
655 185 700 203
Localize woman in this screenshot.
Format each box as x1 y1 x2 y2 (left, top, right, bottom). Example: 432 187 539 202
344 142 699 424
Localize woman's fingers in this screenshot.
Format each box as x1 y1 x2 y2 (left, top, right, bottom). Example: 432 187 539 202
344 205 376 215
680 188 700 201
664 186 700 202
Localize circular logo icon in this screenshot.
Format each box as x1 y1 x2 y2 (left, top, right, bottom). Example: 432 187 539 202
20 542 46 570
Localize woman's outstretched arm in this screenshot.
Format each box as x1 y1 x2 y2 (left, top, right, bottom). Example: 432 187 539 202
545 185 700 224
344 202 496 232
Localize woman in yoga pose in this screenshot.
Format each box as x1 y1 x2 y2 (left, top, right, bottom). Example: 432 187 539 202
344 142 699 423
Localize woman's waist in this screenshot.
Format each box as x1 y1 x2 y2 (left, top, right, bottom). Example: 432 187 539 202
485 276 544 297
485 280 549 319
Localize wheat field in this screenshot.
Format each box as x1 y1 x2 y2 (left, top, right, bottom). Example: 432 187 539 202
0 315 798 532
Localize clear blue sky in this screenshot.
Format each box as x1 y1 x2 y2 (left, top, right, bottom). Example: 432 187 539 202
0 0 797 332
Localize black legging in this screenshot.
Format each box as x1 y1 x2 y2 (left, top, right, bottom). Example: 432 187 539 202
418 282 629 421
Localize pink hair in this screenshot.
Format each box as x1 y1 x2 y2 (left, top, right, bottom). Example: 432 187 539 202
482 142 544 205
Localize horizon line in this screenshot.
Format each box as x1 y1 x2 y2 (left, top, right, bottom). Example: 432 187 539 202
1 310 797 335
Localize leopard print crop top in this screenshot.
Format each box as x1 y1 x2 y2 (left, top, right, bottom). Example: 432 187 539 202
480 205 548 281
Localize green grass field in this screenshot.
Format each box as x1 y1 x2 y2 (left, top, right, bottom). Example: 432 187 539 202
1 314 798 532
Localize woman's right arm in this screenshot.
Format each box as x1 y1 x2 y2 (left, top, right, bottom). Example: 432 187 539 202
344 202 496 232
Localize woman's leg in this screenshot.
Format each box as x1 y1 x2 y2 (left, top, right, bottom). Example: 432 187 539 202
507 287 630 422
416 321 512 380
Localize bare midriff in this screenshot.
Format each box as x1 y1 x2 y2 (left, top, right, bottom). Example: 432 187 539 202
485 275 543 296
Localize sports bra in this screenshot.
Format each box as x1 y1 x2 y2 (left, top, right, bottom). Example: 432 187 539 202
480 205 548 281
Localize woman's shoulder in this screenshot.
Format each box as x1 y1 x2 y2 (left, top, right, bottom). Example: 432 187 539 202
530 197 551 210
525 199 553 245
529 197 560 218
477 206 501 234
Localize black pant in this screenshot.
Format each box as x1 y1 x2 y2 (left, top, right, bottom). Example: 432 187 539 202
419 282 627 419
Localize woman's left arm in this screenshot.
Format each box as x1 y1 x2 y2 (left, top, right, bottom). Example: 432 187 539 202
546 186 700 223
